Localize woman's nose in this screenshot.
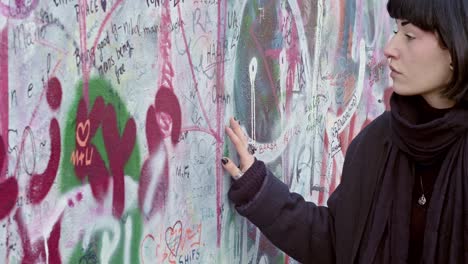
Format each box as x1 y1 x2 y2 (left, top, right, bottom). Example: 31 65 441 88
384 35 399 59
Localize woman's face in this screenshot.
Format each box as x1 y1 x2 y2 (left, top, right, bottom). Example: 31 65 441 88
384 19 454 108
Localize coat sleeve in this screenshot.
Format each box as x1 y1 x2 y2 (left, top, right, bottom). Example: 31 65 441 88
230 135 364 263
231 159 346 263
228 112 389 263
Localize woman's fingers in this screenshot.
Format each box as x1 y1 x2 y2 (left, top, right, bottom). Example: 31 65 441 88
229 117 248 145
221 157 243 179
224 117 255 174
225 126 250 157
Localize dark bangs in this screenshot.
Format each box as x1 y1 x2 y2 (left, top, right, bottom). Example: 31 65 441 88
387 0 439 32
387 0 468 103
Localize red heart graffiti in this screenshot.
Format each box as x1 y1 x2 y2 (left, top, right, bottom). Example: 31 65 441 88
165 221 183 257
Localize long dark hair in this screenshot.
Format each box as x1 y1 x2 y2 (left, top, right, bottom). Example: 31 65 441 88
387 0 468 103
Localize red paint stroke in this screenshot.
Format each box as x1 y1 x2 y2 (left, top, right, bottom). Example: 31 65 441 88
158 2 174 91
15 211 40 263
0 177 18 220
151 163 168 215
329 159 338 194
145 106 160 154
285 13 300 116
74 97 110 201
0 135 5 176
47 215 63 264
35 38 69 55
339 114 355 156
51 59 63 77
213 0 229 246
0 27 8 179
27 118 61 204
77 0 89 106
138 158 169 218
176 6 215 135
158 0 173 91
80 145 110 201
15 211 62 264
139 88 182 217
102 104 136 218
46 77 63 110
264 48 282 59
347 23 354 57
340 114 373 157
154 87 182 145
336 1 346 56
0 0 39 19
138 159 151 214
318 132 329 206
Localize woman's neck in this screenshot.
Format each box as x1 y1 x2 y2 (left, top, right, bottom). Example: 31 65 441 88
421 91 455 109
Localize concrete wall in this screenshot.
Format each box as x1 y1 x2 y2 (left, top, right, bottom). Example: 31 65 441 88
0 0 392 263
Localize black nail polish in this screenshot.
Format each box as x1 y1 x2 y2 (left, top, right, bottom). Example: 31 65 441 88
221 158 228 165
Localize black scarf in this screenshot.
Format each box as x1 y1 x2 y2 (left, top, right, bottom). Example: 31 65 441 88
361 93 468 263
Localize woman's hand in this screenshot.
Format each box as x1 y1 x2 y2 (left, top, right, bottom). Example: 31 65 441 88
222 117 255 179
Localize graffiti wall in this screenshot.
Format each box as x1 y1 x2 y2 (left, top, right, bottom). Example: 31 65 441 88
0 0 393 263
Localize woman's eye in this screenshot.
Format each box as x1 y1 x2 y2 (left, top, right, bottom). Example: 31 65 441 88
405 34 416 40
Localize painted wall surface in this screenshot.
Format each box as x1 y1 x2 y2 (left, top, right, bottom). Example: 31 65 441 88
0 0 393 263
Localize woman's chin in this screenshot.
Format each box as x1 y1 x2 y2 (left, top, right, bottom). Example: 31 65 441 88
392 86 418 97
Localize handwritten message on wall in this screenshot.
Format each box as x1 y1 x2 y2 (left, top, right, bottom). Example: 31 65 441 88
0 0 392 263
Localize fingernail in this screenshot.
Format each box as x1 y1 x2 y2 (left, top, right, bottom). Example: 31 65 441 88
221 158 228 165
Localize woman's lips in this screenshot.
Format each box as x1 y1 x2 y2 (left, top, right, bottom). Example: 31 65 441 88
389 65 402 78
390 65 402 74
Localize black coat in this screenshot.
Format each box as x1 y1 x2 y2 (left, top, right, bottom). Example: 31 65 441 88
231 113 391 264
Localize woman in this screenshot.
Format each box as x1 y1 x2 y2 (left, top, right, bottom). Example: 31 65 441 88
221 0 468 263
